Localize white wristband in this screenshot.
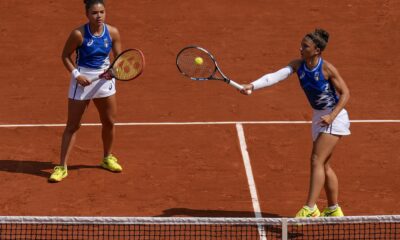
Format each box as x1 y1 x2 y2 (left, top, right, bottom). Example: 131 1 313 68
71 69 81 79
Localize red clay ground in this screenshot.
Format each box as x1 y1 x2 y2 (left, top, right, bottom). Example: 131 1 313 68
246 123 400 216
0 0 399 217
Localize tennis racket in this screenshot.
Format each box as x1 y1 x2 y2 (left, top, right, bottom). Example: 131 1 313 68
91 48 145 82
176 46 244 90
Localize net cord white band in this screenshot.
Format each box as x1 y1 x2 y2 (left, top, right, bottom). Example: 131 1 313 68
0 215 399 225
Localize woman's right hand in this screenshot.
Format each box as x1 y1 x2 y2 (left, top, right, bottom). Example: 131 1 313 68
240 84 254 95
76 75 91 86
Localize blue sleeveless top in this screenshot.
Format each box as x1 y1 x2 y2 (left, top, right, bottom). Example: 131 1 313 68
76 23 112 69
296 58 339 110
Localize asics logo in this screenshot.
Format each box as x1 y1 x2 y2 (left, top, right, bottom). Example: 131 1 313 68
299 71 305 79
87 39 94 46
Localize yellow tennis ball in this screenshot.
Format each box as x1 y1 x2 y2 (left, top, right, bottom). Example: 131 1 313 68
194 57 203 65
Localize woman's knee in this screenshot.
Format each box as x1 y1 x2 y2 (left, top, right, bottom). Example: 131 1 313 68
101 117 115 129
324 163 332 173
310 153 325 168
65 123 81 133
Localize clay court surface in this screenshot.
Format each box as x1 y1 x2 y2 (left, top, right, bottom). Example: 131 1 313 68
0 0 399 218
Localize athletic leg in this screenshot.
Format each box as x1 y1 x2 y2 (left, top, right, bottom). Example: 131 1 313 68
93 95 122 172
93 94 117 158
49 99 89 182
60 99 90 166
305 133 340 207
324 154 339 207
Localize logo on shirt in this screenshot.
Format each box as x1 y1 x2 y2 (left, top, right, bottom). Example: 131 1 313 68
299 71 305 79
87 38 94 46
104 38 109 48
314 72 320 81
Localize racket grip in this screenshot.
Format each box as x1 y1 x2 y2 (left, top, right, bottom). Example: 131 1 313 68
90 77 100 83
228 80 244 90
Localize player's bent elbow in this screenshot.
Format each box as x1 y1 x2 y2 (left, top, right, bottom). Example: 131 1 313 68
343 90 350 103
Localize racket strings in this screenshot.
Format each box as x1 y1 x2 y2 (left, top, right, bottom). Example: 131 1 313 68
176 48 215 79
113 50 144 80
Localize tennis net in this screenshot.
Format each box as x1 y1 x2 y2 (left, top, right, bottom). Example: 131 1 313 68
0 215 399 239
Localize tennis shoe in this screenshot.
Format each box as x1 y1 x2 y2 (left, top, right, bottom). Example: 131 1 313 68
321 206 344 217
48 166 68 182
101 154 122 172
295 205 321 218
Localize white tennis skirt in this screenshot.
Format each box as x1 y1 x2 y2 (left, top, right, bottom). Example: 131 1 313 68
312 108 351 141
68 66 116 100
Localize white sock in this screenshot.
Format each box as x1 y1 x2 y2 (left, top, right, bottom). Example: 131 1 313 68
328 204 339 211
305 205 316 211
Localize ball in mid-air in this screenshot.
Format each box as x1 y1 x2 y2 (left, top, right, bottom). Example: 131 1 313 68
194 57 204 65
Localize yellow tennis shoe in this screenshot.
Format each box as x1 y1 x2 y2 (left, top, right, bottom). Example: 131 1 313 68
321 206 344 217
101 154 122 172
48 166 68 182
295 205 321 218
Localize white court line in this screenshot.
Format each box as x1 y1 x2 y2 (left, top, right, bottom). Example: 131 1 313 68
0 119 399 128
235 123 266 240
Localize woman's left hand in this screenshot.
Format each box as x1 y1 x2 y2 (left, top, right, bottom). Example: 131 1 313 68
320 114 334 126
100 70 113 80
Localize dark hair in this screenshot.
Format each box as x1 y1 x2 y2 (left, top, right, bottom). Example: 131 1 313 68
305 28 329 51
83 0 105 11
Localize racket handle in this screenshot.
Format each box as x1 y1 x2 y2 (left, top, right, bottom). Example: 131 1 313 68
92 70 113 82
227 80 244 90
90 72 109 82
90 77 100 83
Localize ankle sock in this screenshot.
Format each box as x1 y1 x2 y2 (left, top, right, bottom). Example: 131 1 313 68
328 204 339 211
305 205 316 211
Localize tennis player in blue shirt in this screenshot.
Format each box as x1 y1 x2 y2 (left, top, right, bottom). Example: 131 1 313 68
49 0 123 182
241 29 350 217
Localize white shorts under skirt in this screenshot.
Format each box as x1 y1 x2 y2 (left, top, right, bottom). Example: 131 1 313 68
68 66 116 100
312 108 351 142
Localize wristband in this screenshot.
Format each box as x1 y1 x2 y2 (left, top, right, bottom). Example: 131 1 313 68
71 69 81 79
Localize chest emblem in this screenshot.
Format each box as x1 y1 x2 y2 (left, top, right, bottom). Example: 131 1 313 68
314 72 320 81
299 71 305 79
87 38 94 47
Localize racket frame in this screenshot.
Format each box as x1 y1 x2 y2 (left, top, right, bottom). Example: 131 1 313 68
91 48 145 82
176 46 243 90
